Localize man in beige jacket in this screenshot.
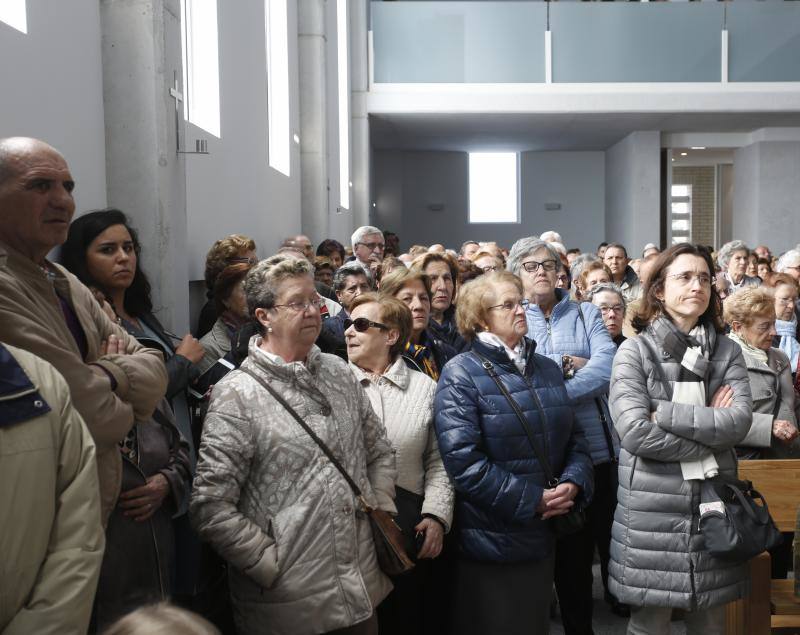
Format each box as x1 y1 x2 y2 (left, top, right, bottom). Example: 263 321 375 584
0 343 105 635
0 137 167 522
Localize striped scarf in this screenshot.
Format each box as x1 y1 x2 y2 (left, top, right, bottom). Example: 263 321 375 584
404 341 439 381
651 317 719 480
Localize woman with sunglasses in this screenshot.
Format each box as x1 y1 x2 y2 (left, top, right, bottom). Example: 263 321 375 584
507 236 621 629
345 293 453 635
434 270 592 635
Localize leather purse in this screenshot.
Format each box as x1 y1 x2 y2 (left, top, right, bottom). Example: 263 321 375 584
698 474 782 562
473 353 586 537
241 368 415 576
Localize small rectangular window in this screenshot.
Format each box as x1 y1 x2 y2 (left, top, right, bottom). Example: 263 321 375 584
670 184 692 245
0 0 27 34
180 0 221 138
337 0 350 209
469 153 519 224
266 0 290 176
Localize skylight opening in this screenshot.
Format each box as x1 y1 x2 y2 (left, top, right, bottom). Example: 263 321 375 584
180 0 221 138
469 153 519 224
0 0 27 34
265 0 290 176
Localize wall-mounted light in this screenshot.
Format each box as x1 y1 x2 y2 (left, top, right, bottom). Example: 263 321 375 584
427 203 445 212
544 203 561 211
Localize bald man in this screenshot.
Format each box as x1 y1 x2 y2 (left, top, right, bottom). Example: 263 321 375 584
0 137 167 523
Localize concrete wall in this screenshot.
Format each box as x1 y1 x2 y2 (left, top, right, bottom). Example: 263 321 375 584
185 0 302 281
733 140 800 254
604 131 661 254
0 1 107 212
371 149 605 252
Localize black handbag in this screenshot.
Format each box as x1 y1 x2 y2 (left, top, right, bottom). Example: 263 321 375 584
698 474 782 562
473 352 586 536
241 368 415 576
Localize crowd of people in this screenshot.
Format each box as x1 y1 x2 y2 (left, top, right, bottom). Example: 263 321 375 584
1 136 799 635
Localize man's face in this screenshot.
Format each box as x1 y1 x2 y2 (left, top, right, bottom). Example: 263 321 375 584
754 246 771 261
295 235 314 262
353 233 385 264
0 145 75 263
782 258 800 282
603 247 628 277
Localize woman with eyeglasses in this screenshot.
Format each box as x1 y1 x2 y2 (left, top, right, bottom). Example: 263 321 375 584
380 268 457 381
507 236 620 629
764 273 800 380
190 254 398 635
434 270 592 635
609 243 752 633
587 282 627 347
344 292 453 635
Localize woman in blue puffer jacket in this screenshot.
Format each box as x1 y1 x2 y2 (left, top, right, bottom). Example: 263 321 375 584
508 236 621 632
434 270 593 635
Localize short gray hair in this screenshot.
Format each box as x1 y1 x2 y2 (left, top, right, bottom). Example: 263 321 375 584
539 230 562 244
776 249 800 273
351 225 383 249
332 262 372 292
586 282 627 314
570 253 600 281
244 254 312 316
507 237 560 276
717 240 749 269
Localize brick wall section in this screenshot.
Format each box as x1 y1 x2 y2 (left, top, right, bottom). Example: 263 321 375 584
672 166 716 248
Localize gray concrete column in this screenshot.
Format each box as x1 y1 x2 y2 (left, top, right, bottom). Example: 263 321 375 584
298 0 329 243
99 0 189 332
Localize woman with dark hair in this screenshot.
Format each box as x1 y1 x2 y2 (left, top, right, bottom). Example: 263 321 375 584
413 252 466 352
316 238 346 270
609 243 753 634
61 209 194 628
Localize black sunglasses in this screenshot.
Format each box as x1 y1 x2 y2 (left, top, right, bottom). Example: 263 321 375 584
344 317 389 332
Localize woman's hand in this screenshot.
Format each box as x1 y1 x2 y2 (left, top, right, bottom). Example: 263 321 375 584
99 333 126 356
773 419 799 445
710 384 734 408
176 334 205 364
414 517 444 559
537 483 579 519
570 356 589 370
118 473 170 522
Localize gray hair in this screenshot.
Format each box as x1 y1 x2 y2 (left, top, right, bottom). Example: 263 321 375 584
776 249 800 273
507 237 560 275
570 253 601 281
586 282 627 314
351 225 383 249
717 240 750 269
539 230 563 244
244 254 312 317
332 262 372 292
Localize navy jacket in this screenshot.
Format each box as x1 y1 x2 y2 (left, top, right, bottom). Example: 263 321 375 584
434 338 593 564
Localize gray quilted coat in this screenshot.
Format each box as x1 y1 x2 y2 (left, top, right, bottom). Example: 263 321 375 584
608 325 753 610
190 338 397 635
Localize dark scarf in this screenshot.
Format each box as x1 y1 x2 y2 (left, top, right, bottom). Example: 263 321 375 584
650 316 712 384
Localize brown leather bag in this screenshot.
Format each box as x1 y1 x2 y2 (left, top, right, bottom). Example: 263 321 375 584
241 368 415 576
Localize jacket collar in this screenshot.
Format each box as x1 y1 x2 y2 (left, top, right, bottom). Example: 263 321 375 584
471 336 537 373
525 287 571 318
0 344 52 426
245 335 322 382
350 356 410 390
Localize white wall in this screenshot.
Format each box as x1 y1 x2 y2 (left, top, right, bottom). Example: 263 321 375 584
0 1 107 211
372 149 606 252
604 131 661 253
733 140 800 253
185 0 302 280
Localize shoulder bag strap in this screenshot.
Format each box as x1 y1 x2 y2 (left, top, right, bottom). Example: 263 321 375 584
240 367 368 505
472 352 559 487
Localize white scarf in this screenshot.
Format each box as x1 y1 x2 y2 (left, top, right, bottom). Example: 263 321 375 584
477 332 526 374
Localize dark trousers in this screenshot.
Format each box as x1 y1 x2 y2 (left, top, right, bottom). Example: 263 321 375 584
554 461 618 635
377 559 430 635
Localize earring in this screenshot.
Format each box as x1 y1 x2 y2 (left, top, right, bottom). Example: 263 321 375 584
267 326 273 334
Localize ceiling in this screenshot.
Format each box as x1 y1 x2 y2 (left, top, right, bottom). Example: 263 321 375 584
370 111 800 152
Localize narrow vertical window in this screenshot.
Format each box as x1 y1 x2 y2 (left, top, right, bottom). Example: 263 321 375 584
469 153 519 223
0 0 27 34
670 184 692 244
265 0 290 176
180 0 221 138
337 0 350 209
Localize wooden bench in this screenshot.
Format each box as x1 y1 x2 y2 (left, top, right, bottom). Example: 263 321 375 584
725 459 800 635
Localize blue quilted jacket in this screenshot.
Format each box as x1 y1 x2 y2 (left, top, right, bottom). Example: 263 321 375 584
434 338 594 563
525 289 619 465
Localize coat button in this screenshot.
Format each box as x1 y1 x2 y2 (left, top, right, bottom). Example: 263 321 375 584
342 506 352 515
321 406 332 416
764 389 773 398
33 399 44 408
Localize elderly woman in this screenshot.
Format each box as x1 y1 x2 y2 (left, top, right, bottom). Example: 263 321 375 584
380 268 457 381
320 263 372 355
576 260 612 300
344 293 454 635
587 282 627 347
507 236 620 627
413 252 467 352
718 240 760 293
724 287 799 459
470 250 504 274
434 270 593 635
190 255 398 635
610 243 753 633
764 273 800 378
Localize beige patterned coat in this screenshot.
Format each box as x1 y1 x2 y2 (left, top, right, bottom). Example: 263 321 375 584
190 337 397 635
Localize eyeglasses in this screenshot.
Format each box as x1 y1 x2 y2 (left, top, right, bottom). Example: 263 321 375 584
480 265 498 273
520 259 558 273
487 300 528 312
273 297 325 312
230 256 258 265
344 317 389 332
358 241 385 252
666 272 712 287
598 305 624 315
